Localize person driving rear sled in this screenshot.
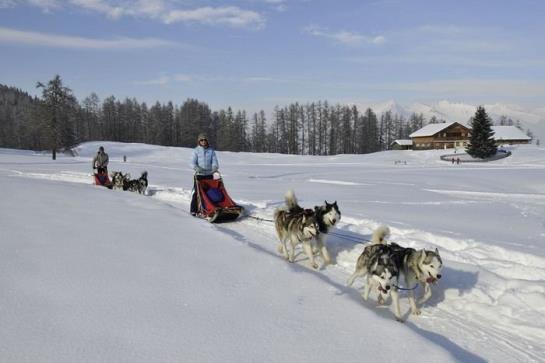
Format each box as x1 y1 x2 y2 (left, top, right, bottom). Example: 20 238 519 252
92 146 109 174
190 133 219 216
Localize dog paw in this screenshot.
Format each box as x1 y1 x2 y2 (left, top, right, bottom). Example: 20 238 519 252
412 309 421 316
311 263 319 269
395 317 405 323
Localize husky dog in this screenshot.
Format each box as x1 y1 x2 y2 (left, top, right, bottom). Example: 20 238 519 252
312 201 341 265
348 225 443 321
388 243 443 316
347 226 400 310
125 171 148 194
275 191 320 269
111 171 129 190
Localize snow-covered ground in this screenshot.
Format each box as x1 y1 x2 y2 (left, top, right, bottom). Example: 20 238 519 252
1 142 544 362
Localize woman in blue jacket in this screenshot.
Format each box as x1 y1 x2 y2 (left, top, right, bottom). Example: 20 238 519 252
190 133 219 215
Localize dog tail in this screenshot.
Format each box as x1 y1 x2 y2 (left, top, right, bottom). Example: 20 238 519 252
141 171 148 179
284 190 299 210
371 225 390 244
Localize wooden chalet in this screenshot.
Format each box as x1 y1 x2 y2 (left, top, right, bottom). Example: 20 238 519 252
491 126 531 145
391 139 413 150
409 122 470 150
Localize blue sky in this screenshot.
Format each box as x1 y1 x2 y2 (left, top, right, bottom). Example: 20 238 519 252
1 0 544 113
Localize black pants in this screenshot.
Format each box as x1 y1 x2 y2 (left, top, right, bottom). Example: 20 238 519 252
96 167 108 174
190 174 214 214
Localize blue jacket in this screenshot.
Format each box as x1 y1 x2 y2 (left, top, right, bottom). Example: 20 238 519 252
191 146 219 175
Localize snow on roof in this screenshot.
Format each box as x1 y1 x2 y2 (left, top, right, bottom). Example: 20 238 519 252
393 139 413 146
492 126 531 141
409 122 456 137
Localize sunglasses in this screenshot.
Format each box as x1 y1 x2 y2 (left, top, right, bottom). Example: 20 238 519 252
199 139 208 142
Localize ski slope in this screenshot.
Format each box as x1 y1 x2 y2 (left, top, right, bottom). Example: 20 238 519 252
1 142 545 362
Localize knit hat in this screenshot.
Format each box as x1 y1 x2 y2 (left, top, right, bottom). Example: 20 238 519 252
197 133 208 141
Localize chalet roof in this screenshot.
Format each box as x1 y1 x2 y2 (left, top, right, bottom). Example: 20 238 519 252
491 126 531 141
392 139 413 146
409 122 458 138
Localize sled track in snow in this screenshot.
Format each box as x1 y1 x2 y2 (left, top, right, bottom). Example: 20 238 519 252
6 169 545 362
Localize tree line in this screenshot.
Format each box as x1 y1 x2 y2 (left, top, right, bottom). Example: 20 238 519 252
0 75 533 156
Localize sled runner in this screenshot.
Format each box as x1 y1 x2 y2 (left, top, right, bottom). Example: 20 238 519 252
94 169 113 189
194 174 243 223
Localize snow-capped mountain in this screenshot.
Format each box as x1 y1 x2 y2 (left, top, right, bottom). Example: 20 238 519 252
365 100 545 142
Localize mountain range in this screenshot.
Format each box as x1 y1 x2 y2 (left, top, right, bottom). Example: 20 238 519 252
365 100 545 142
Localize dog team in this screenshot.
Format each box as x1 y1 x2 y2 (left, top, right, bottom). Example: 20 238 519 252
274 190 443 322
110 170 149 194
92 146 149 194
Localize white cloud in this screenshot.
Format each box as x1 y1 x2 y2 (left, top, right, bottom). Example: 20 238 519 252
163 6 265 28
244 76 276 82
264 0 287 11
25 0 60 12
69 0 168 19
69 0 126 19
0 26 178 49
173 74 192 82
304 26 385 46
12 0 266 29
341 54 545 68
0 0 16 8
133 0 166 18
134 73 192 86
134 75 170 86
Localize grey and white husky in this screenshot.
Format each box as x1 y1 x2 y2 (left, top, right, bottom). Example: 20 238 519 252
275 191 320 269
347 226 399 308
348 226 443 321
388 242 443 318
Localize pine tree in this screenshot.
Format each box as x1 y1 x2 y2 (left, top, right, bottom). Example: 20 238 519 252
36 75 77 159
466 106 497 159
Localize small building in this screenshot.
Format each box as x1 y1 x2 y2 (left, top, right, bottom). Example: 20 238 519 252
391 139 413 150
491 126 531 145
409 122 470 150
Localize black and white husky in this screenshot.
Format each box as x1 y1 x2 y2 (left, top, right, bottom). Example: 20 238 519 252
110 171 129 190
125 171 148 194
275 191 320 268
111 171 148 194
312 200 341 265
348 226 443 321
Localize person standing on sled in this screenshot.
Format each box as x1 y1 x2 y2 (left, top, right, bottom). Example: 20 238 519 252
92 146 109 174
190 133 219 216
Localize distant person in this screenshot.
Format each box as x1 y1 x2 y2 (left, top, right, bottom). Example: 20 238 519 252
123 155 127 162
451 157 455 164
190 133 219 216
92 146 109 174
456 157 461 165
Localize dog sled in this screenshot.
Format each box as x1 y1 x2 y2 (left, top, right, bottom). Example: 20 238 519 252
94 169 112 189
194 174 243 223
